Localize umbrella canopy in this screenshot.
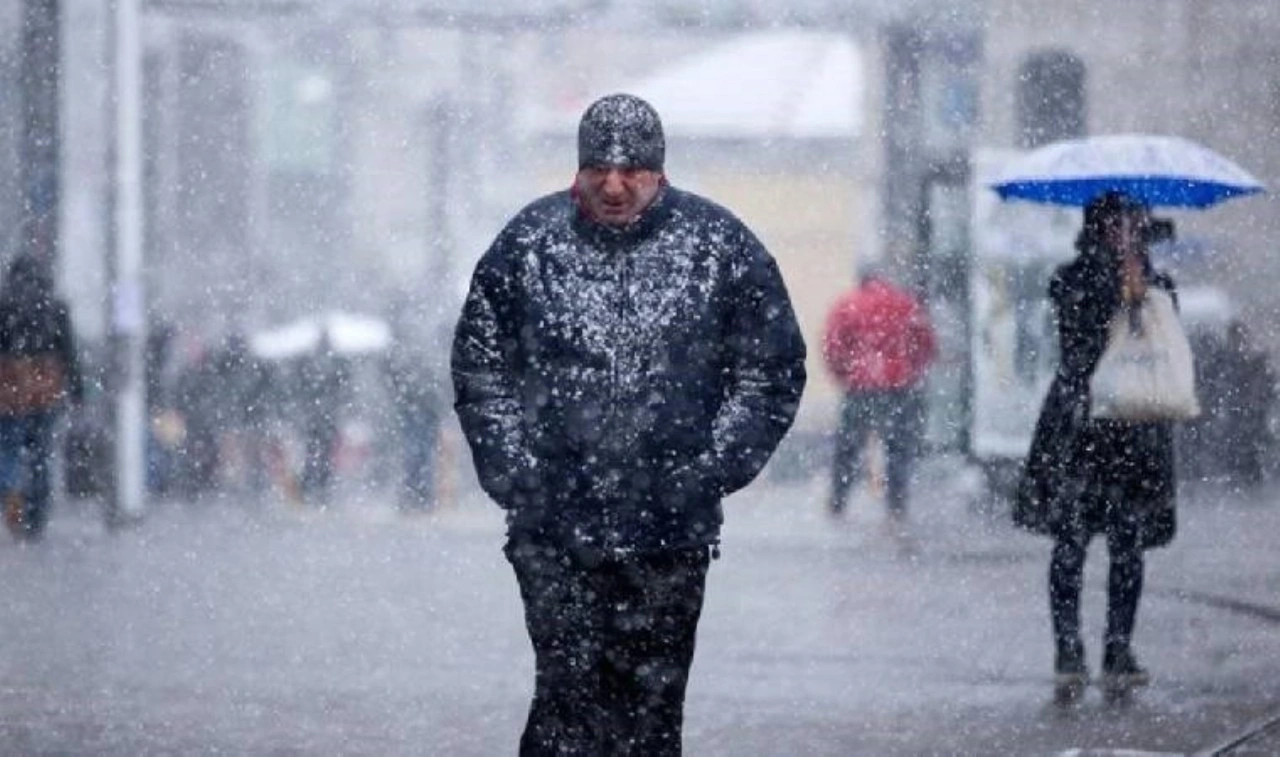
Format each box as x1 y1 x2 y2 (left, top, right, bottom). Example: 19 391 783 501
249 311 391 360
989 134 1265 208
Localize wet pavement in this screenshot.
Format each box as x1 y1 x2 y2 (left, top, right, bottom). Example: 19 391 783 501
1 457 1278 755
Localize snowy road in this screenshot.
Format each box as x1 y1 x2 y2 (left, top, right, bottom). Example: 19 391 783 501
2 463 1279 756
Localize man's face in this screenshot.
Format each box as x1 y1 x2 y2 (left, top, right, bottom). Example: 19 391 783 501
574 166 663 226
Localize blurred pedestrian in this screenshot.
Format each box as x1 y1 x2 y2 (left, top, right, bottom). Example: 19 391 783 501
452 93 806 755
821 263 936 521
1015 191 1179 699
384 337 442 511
0 255 83 540
296 334 349 504
209 331 273 493
173 347 221 498
145 316 179 495
1220 319 1276 484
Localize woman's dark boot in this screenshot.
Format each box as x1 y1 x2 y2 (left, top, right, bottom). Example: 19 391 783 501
1054 638 1088 702
1101 643 1150 691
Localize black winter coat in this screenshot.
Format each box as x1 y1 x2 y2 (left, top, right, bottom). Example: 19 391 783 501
1014 247 1177 549
0 263 83 415
452 185 807 553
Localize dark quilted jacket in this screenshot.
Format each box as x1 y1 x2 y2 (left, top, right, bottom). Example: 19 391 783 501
452 185 806 553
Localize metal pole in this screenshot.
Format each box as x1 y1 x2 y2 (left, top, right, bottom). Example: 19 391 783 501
111 0 147 522
20 0 59 263
426 95 452 296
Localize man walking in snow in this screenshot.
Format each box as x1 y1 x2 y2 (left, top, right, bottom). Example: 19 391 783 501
452 93 806 755
822 264 936 522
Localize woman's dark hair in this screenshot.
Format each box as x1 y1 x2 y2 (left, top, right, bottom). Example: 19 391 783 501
1075 190 1144 253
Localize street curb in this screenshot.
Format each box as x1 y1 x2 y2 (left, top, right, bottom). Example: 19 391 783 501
1192 705 1280 756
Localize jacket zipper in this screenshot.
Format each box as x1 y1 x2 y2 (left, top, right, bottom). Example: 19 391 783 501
610 252 633 402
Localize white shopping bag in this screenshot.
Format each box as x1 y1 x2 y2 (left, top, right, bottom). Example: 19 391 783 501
1089 288 1201 421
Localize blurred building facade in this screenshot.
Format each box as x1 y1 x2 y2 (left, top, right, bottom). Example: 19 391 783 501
140 19 363 337
2 0 1278 467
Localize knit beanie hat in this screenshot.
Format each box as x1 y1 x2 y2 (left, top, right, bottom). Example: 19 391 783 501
577 93 665 171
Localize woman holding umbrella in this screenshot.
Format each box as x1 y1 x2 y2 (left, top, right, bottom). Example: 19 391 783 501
1015 191 1179 699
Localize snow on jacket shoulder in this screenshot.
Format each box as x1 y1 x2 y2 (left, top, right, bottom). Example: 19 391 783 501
451 185 807 552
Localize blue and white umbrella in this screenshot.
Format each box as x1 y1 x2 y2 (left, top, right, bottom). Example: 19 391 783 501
989 133 1265 208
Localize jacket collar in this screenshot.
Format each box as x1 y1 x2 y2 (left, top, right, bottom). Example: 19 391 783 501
571 183 674 249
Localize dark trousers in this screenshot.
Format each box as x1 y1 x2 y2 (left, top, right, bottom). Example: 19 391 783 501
0 412 56 537
505 540 711 756
829 389 924 515
1049 496 1144 657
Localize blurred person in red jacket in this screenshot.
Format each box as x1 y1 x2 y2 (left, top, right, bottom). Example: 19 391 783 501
822 263 937 521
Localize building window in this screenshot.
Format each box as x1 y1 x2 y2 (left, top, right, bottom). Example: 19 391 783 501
1017 50 1086 148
